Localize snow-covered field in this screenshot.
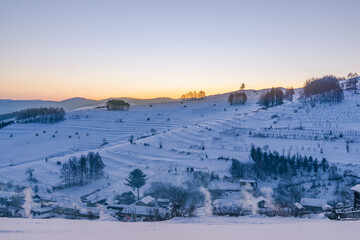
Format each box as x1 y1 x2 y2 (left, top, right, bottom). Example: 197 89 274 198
0 216 358 240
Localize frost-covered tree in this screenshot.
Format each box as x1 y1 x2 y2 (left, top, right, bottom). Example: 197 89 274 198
284 87 295 101
258 88 284 108
60 152 104 187
228 92 247 105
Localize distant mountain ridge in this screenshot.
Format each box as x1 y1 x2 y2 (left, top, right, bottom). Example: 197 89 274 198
0 97 176 115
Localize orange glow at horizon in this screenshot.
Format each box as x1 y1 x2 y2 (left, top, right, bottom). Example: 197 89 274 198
0 75 305 101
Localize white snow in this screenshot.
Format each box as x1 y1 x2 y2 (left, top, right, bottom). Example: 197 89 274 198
300 198 328 208
351 184 360 193
137 196 156 205
0 217 358 240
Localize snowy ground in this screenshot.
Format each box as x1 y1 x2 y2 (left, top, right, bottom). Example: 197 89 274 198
0 216 358 240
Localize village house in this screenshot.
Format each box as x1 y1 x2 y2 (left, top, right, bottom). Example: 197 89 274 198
108 196 169 221
300 198 327 213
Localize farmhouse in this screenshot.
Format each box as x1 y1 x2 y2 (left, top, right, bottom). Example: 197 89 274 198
108 196 169 221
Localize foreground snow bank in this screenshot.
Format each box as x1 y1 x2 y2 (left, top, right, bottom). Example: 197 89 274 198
0 217 358 240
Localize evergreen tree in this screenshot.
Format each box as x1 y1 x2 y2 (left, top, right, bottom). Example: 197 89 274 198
125 169 147 200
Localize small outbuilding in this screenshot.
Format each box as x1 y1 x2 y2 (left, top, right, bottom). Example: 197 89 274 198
351 184 360 209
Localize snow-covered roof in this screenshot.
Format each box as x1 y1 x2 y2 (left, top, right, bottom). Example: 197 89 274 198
294 202 304 209
138 196 156 205
208 181 240 191
32 207 53 213
300 198 327 207
255 196 269 203
238 179 257 183
0 191 16 199
212 199 242 207
122 205 167 217
351 184 360 193
322 204 333 211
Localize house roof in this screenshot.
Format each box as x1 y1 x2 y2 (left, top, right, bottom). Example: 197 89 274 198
300 198 327 207
212 199 242 207
255 196 269 203
138 196 156 205
122 205 167 217
294 202 304 209
208 181 240 191
351 184 360 193
238 179 257 183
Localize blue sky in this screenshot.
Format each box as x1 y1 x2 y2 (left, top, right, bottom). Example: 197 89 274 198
0 0 359 100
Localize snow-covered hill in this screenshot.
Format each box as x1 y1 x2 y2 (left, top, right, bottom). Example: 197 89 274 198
0 88 360 206
0 97 176 115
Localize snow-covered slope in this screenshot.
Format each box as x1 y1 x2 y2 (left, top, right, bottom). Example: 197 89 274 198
0 88 360 203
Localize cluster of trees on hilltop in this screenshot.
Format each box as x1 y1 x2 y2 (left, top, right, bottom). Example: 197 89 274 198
181 91 206 100
228 92 247 105
106 100 130 111
10 107 65 123
303 75 344 104
258 88 284 108
284 87 295 101
346 73 358 94
60 152 105 187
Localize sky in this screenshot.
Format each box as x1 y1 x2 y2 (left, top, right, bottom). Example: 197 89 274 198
0 0 359 101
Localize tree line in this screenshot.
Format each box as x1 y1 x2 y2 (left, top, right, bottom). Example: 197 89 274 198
17 107 65 123
60 152 105 187
0 107 65 124
230 145 330 179
180 91 206 100
0 120 14 129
